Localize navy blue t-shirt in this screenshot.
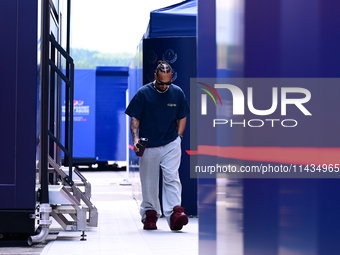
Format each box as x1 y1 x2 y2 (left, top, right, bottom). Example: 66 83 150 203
125 82 190 148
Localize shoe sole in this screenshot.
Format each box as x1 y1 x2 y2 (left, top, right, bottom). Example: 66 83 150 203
143 227 157 230
143 224 157 230
171 215 188 231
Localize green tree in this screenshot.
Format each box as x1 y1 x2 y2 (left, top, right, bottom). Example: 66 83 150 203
71 48 134 69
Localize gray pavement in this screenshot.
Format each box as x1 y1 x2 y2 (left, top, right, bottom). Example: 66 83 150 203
0 170 198 255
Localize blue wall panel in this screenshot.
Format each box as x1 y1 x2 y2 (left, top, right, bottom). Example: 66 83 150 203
0 0 37 234
197 0 340 254
96 67 128 162
0 0 17 190
197 0 217 253
62 69 96 162
73 70 96 159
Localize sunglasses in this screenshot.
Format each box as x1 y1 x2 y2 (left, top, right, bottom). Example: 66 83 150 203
156 79 172 86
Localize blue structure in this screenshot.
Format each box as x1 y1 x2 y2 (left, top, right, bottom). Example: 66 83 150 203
196 0 340 254
62 69 96 163
0 0 73 244
144 0 196 38
96 67 128 164
62 67 128 167
0 0 38 236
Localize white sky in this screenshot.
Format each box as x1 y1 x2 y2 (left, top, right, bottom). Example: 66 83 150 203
71 0 182 54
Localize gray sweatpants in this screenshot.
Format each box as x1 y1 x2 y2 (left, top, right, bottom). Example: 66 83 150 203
139 136 182 225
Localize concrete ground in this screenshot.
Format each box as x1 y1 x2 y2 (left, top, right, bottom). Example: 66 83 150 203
0 170 198 255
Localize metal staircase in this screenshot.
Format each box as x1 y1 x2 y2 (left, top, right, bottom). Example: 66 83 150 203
48 156 98 231
30 0 98 245
45 29 98 233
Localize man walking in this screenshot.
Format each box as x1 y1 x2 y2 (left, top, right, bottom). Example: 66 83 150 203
125 60 190 231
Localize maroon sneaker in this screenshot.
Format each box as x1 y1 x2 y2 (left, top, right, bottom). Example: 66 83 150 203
170 206 189 231
143 210 158 230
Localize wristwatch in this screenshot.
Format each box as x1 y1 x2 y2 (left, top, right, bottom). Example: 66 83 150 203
178 134 183 140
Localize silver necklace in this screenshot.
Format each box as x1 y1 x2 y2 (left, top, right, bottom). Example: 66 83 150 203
154 85 169 93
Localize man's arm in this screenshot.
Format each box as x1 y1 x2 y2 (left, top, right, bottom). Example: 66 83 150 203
130 117 140 152
177 117 187 136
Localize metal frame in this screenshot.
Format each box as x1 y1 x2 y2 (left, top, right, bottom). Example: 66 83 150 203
48 34 75 186
35 0 98 242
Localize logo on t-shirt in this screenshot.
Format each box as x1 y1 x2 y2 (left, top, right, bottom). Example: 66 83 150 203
167 103 177 107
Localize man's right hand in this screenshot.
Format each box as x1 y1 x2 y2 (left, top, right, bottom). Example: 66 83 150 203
133 137 139 152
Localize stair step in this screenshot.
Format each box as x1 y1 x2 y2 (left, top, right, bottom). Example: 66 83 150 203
52 205 89 214
53 205 77 214
65 180 85 186
49 185 75 205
